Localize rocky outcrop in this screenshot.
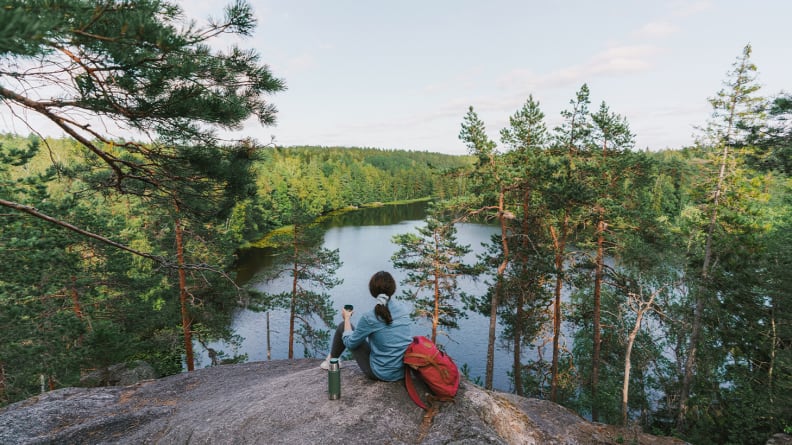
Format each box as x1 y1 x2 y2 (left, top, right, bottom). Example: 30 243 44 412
0 359 689 445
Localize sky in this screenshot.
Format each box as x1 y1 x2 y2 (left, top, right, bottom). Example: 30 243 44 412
4 1 791 155
217 0 791 155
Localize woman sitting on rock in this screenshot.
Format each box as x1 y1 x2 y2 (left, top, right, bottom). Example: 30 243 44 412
320 270 412 381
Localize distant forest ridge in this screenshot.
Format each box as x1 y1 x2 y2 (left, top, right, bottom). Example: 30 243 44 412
0 134 475 237
246 144 474 231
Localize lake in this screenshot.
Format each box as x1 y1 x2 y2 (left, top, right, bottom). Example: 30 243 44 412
201 201 520 391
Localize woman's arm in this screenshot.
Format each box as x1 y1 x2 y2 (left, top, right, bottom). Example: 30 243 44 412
342 312 375 350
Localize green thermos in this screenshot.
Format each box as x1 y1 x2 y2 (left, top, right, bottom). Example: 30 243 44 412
328 358 340 400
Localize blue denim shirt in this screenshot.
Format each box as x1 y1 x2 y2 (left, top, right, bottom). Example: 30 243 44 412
342 299 412 381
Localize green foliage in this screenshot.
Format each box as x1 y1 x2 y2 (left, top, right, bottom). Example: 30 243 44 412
659 44 786 443
391 211 478 341
453 45 790 443
1 21 790 445
745 93 792 175
1 0 284 404
0 132 260 404
460 106 497 167
251 146 472 234
1 137 86 402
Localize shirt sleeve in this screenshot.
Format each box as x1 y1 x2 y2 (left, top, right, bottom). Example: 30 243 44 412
342 313 376 349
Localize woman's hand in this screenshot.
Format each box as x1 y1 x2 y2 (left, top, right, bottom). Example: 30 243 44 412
342 306 353 332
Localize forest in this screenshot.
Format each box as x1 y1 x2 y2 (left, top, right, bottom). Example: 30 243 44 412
1 1 790 444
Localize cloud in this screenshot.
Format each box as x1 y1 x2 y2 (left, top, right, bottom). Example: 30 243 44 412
588 45 657 74
497 45 661 92
635 21 681 39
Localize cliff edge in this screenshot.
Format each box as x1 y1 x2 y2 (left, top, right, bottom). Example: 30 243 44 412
0 359 689 444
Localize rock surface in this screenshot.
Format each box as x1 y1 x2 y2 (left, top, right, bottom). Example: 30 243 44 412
0 359 690 445
767 433 792 445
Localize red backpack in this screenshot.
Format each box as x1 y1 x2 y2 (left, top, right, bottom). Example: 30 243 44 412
403 336 460 410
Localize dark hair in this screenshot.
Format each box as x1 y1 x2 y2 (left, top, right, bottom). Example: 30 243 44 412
369 271 396 325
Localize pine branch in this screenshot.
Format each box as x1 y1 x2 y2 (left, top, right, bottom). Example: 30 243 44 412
0 198 165 262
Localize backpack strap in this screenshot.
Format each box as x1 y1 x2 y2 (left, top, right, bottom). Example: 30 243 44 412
404 365 428 410
416 399 439 443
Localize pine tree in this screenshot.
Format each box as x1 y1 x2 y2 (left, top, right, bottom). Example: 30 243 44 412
587 100 635 421
391 213 476 343
457 106 511 390
547 84 594 402
677 44 763 430
0 0 284 373
254 195 342 359
498 96 554 396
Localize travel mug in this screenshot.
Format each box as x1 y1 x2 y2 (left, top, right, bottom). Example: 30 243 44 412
328 358 340 400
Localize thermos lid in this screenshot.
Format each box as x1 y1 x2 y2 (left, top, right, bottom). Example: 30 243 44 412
330 358 339 364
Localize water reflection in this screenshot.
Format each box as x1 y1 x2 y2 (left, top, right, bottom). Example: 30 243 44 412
321 202 430 228
235 202 430 283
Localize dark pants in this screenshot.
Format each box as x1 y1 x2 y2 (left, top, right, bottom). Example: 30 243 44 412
330 322 376 380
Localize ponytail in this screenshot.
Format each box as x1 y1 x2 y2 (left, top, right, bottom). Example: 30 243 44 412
369 271 396 325
374 298 393 325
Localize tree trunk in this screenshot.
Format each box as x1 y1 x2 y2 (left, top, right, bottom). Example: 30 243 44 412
549 210 568 403
267 311 272 361
70 276 84 320
0 361 6 404
623 290 656 426
288 227 299 359
592 214 605 421
678 47 751 427
514 291 524 396
594 121 612 422
71 276 88 345
433 267 440 344
769 302 777 404
432 228 440 343
622 330 633 428
485 189 509 390
678 291 704 428
514 187 532 396
174 213 194 371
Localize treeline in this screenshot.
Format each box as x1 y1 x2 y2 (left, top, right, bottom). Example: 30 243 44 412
249 145 471 235
400 45 790 445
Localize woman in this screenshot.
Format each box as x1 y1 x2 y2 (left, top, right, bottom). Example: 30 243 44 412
320 271 412 381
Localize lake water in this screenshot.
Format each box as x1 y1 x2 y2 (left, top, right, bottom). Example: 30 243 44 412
201 202 520 391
